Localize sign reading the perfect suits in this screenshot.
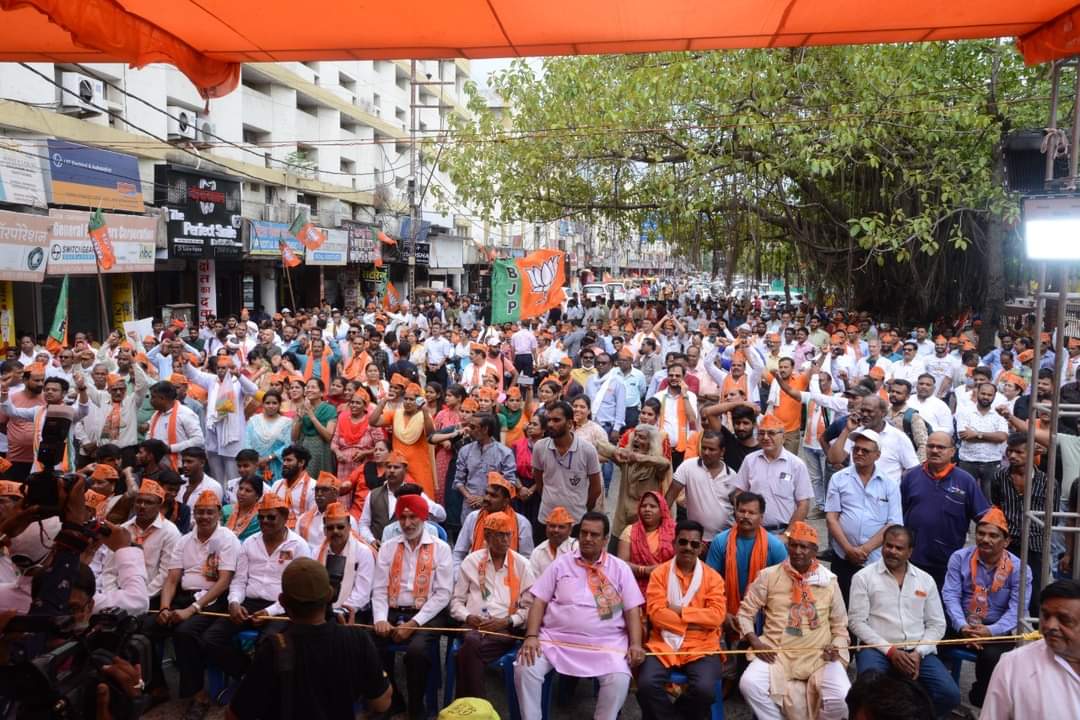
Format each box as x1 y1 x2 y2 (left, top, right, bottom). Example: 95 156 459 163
155 165 242 260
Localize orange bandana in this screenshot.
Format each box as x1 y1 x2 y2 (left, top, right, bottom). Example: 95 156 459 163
387 541 436 608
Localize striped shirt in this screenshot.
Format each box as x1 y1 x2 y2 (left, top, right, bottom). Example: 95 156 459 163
990 466 1048 554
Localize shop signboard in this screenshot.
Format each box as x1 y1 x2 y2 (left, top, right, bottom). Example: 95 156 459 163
0 209 50 282
46 140 143 212
249 220 304 258
196 259 217 322
45 209 156 274
305 228 347 266
155 165 242 259
0 140 47 207
342 220 377 263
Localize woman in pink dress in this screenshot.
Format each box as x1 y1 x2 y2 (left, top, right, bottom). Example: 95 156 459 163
512 414 545 539
332 388 384 514
432 383 465 504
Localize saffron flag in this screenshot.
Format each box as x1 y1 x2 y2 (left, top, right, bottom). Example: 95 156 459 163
382 281 400 309
280 240 302 268
46 275 69 355
377 230 397 245
88 208 116 270
490 249 566 325
289 210 326 251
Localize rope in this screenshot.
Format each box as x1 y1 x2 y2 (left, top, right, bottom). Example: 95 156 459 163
158 610 1041 658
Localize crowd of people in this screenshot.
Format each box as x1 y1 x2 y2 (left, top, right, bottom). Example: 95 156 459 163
0 284 1079 720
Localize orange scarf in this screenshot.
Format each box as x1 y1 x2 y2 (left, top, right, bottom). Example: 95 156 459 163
304 347 332 396
660 391 689 452
342 351 370 381
388 540 436 608
725 527 768 616
103 400 122 441
297 507 320 541
722 372 748 398
968 550 1013 622
478 551 521 610
149 401 180 469
782 559 822 632
227 504 257 536
471 510 520 552
923 462 956 481
281 472 313 528
575 553 623 620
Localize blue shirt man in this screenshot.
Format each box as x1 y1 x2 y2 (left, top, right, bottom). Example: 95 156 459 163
585 354 627 436
826 460 903 564
705 527 788 596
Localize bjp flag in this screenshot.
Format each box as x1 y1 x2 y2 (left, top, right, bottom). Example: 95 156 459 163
288 209 326 251
88 208 117 271
382 281 400 309
490 249 566 324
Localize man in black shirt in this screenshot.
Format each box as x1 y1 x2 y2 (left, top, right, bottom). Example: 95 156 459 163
719 404 760 472
229 558 391 720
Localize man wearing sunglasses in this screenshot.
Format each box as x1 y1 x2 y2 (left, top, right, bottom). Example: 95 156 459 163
637 520 727 720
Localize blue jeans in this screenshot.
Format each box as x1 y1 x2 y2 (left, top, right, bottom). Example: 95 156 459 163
800 446 827 509
855 648 960 718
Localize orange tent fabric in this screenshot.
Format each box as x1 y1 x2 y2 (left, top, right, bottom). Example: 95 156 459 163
0 1 1077 98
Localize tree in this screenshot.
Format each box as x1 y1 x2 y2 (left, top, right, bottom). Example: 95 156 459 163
441 42 1051 323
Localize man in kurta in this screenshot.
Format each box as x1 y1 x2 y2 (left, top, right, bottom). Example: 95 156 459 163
736 521 850 720
529 506 579 578
637 519 727 720
453 471 533 572
597 422 672 540
450 512 536 699
183 354 258 486
515 511 645 720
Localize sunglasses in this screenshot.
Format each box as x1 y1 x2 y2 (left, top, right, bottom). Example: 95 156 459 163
324 524 349 531
676 538 702 549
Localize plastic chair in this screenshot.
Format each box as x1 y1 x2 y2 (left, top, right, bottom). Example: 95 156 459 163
442 637 521 719
387 638 443 717
668 669 726 720
206 629 261 705
941 647 979 684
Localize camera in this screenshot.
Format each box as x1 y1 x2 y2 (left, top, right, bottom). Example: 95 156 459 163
1 609 149 719
22 405 77 515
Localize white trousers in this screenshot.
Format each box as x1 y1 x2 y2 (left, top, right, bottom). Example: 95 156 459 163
513 654 630 720
738 658 850 720
207 453 237 491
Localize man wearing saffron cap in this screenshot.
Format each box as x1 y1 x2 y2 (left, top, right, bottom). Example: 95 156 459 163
85 364 150 458
942 507 1028 708
453 471 533 573
737 520 851 720
528 506 578 578
155 490 241 716
360 450 445 546
515 511 645 720
731 413 814 533
183 351 259 487
372 493 453 720
296 470 351 549
319 501 376 623
100 479 180 605
849 524 959 717
451 511 536 699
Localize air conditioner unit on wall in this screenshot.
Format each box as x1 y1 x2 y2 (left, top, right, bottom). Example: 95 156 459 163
59 73 104 114
167 106 198 141
197 120 216 145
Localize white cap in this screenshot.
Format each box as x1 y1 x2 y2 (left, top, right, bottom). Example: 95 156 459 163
281 307 292 313
849 428 881 447
9 517 61 569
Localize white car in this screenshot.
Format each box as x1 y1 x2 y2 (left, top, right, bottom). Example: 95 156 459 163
582 283 607 302
604 282 628 303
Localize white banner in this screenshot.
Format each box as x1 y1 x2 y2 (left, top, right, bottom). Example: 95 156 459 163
196 259 217 322
0 140 47 207
306 228 348 266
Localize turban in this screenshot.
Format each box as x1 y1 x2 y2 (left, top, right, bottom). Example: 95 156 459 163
404 383 423 398
0 480 23 498
758 414 785 432
169 373 189 386
386 450 408 465
486 471 516 499
545 506 574 525
258 493 288 511
106 373 125 387
483 511 515 533
786 521 819 545
194 490 221 508
390 373 409 387
84 489 108 512
138 479 166 501
316 471 339 489
979 506 1009 534
324 502 349 521
91 464 119 482
395 494 430 521
461 398 479 412
868 366 886 379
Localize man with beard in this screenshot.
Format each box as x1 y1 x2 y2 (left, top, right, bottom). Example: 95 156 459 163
372 495 454 720
103 479 181 604
453 471 533 572
954 382 1009 500
981 579 1080 716
942 508 1029 708
179 446 223 509
155 490 241 719
360 451 445 546
319 501 376 623
533 399 604 529
450 511 535 699
0 363 46 479
146 381 204 471
1 371 90 473
907 373 954 437
528 506 578 577
848 525 959 718
766 357 810 455
270 444 317 528
736 521 850 720
1011 367 1054 421
884 378 929 462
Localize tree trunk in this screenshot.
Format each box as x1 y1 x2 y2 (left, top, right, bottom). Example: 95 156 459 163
979 141 1008 353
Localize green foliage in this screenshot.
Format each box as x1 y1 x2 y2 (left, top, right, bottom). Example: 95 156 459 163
441 42 1051 318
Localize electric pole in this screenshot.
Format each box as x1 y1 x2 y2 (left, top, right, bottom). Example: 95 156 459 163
408 59 418 300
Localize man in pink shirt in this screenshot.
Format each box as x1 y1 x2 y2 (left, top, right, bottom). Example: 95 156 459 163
0 362 46 481
511 321 539 379
514 511 645 720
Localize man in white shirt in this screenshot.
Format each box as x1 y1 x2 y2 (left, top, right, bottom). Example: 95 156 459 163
854 339 893 380
147 381 204 471
359 451 446 545
827 395 919 485
908 374 955 436
103 479 181 602
954 382 1010 500
888 341 927 387
450 511 535 699
528 506 578 578
204 492 312 680
848 525 961 718
320 501 376 623
178 446 223 508
922 337 961 398
372 495 454 720
652 364 698 467
981 579 1080 719
665 430 736 542
423 321 454 389
296 470 352 549
87 366 150 452
155 490 241 709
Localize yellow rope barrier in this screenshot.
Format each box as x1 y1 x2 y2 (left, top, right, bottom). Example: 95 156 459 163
159 610 1042 658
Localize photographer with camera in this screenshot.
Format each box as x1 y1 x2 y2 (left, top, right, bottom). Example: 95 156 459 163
1 371 90 474
227 557 391 720
317 502 374 624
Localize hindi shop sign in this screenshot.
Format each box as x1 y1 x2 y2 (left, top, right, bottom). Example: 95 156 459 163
0 210 50 282
342 220 377 264
196 259 217 322
46 209 156 275
155 165 242 260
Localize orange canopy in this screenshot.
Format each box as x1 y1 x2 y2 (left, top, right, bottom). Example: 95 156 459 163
0 0 1077 98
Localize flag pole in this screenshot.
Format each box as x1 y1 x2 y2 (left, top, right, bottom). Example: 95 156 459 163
284 262 297 310
90 201 111 338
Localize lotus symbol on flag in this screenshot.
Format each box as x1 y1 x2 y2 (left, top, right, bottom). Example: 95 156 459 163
526 255 559 296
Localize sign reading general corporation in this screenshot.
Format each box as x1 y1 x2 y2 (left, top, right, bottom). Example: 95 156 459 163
0 210 50 282
46 209 157 275
154 165 242 260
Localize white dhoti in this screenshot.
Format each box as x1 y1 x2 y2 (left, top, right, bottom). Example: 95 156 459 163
739 658 850 720
514 652 630 720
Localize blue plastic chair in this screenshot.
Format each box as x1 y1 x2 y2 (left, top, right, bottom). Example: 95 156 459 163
206 629 261 705
387 639 443 718
941 647 979 684
443 637 521 719
667 669 726 720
